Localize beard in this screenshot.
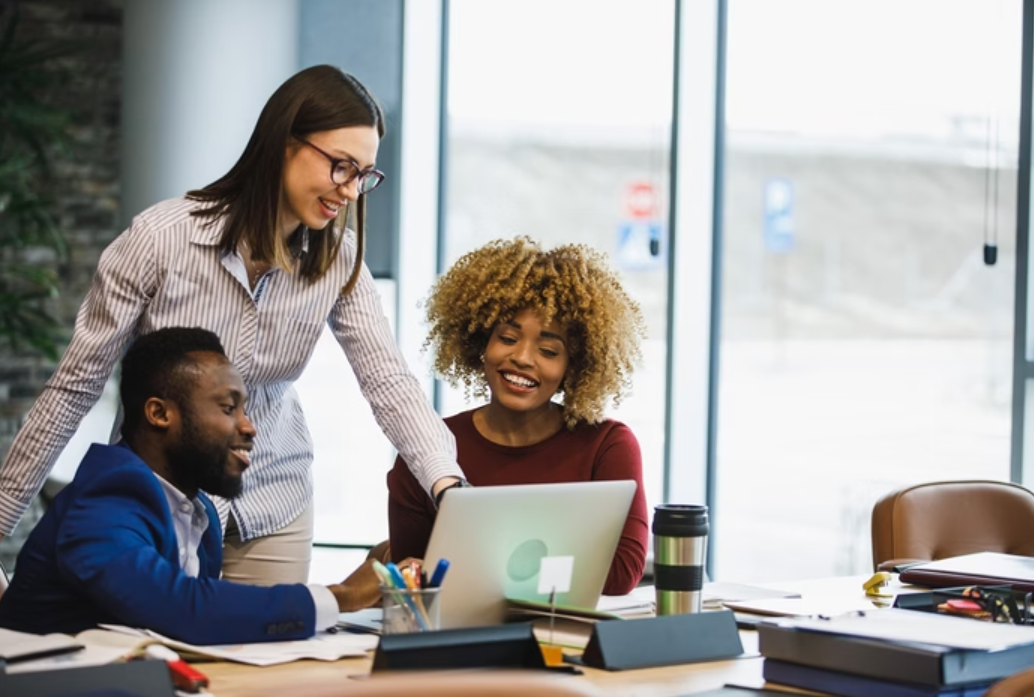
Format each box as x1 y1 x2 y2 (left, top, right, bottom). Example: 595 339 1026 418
167 412 244 500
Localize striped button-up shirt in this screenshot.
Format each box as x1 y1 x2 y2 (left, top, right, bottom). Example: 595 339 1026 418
0 197 461 539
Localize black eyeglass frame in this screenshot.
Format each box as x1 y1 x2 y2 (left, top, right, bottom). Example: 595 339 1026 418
294 136 385 194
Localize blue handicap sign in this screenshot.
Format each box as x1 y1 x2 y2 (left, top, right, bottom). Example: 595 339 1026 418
763 178 794 254
616 221 665 270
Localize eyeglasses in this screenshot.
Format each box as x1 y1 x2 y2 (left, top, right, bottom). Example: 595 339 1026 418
294 137 385 194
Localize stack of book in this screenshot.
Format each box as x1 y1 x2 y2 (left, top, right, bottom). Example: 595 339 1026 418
758 608 1034 697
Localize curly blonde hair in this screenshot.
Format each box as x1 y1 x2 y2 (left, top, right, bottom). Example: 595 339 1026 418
424 237 646 428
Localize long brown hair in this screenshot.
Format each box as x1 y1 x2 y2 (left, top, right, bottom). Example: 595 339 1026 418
187 65 384 294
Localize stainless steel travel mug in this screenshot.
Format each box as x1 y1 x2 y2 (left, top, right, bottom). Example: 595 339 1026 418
653 504 708 615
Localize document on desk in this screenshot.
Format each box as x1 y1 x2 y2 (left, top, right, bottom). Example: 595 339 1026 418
0 627 84 663
5 644 130 674
781 607 1034 651
337 608 383 634
595 584 655 615
82 625 378 667
596 582 801 616
720 595 876 618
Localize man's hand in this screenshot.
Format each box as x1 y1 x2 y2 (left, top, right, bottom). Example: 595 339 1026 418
329 560 380 612
328 557 424 612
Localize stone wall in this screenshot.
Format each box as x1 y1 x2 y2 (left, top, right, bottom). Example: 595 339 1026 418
0 0 121 457
0 0 121 566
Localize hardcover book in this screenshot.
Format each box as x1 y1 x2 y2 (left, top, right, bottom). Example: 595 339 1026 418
759 621 1034 686
763 659 992 697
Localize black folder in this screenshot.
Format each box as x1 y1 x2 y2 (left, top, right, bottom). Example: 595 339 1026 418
0 660 175 697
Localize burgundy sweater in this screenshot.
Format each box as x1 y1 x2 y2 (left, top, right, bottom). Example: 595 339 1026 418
387 408 649 595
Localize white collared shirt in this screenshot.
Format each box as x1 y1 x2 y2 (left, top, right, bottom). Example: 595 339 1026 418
0 196 461 538
153 472 338 631
154 473 209 578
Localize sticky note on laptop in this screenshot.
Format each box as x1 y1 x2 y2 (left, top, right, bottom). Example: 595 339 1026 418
538 555 574 594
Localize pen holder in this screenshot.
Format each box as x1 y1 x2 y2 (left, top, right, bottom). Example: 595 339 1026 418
381 586 442 634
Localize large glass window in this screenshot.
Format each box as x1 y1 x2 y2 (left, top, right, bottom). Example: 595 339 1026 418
440 0 677 515
715 0 1021 581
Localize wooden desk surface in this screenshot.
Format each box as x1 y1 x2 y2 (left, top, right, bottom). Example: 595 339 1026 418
200 575 901 697
201 638 767 697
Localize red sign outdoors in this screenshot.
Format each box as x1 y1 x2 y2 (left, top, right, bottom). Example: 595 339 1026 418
625 181 658 220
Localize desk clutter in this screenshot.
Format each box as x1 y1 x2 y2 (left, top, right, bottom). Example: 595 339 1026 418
758 606 1034 696
16 551 1034 696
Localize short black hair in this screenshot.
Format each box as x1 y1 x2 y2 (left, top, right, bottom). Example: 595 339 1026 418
120 327 227 436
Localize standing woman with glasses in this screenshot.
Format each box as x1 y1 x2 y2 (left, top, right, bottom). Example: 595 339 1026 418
0 65 466 586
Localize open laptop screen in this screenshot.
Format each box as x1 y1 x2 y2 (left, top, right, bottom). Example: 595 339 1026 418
424 480 636 629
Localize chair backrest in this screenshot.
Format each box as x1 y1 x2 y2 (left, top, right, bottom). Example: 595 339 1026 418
871 480 1034 570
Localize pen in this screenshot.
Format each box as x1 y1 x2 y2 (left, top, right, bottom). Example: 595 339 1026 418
400 565 433 629
428 558 450 588
386 562 430 630
373 560 419 627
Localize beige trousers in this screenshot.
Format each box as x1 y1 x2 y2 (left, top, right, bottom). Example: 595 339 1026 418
221 502 314 586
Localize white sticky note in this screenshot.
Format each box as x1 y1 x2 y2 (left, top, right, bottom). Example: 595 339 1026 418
537 555 574 594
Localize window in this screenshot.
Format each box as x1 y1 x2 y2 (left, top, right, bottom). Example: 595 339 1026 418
715 0 1020 581
440 0 677 517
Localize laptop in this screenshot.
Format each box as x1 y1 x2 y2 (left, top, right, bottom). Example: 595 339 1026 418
423 480 637 629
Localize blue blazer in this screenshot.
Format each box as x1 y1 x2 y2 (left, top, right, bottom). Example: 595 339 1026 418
0 443 315 644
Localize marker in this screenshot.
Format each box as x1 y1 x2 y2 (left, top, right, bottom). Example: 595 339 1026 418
386 562 429 630
428 559 450 588
384 562 409 591
144 645 208 693
371 560 395 588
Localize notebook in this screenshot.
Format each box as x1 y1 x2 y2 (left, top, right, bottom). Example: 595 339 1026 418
424 480 637 629
0 628 83 664
899 552 1034 592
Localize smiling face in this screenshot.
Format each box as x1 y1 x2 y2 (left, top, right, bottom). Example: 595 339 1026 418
483 308 570 416
280 125 380 236
165 353 256 499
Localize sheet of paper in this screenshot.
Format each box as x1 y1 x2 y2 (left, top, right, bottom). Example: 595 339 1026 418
703 581 800 608
538 555 574 594
337 608 383 634
6 644 129 674
721 595 879 618
91 625 378 666
782 607 1034 651
596 584 655 615
0 627 83 661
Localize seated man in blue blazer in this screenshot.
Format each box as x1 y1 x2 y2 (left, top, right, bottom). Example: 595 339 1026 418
0 327 389 644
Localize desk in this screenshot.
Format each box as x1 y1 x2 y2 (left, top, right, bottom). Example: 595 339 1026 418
202 641 768 697
200 576 904 697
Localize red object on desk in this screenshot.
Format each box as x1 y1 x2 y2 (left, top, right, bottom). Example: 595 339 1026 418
166 658 209 693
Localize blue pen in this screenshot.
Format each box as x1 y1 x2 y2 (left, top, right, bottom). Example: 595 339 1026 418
428 558 450 588
385 562 429 630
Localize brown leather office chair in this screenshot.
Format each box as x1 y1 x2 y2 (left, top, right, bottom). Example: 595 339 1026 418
871 480 1034 572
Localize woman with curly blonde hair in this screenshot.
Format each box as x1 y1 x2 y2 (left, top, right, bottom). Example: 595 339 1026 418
387 237 649 594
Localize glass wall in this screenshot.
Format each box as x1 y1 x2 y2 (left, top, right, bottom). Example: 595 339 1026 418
714 0 1021 581
439 0 677 516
